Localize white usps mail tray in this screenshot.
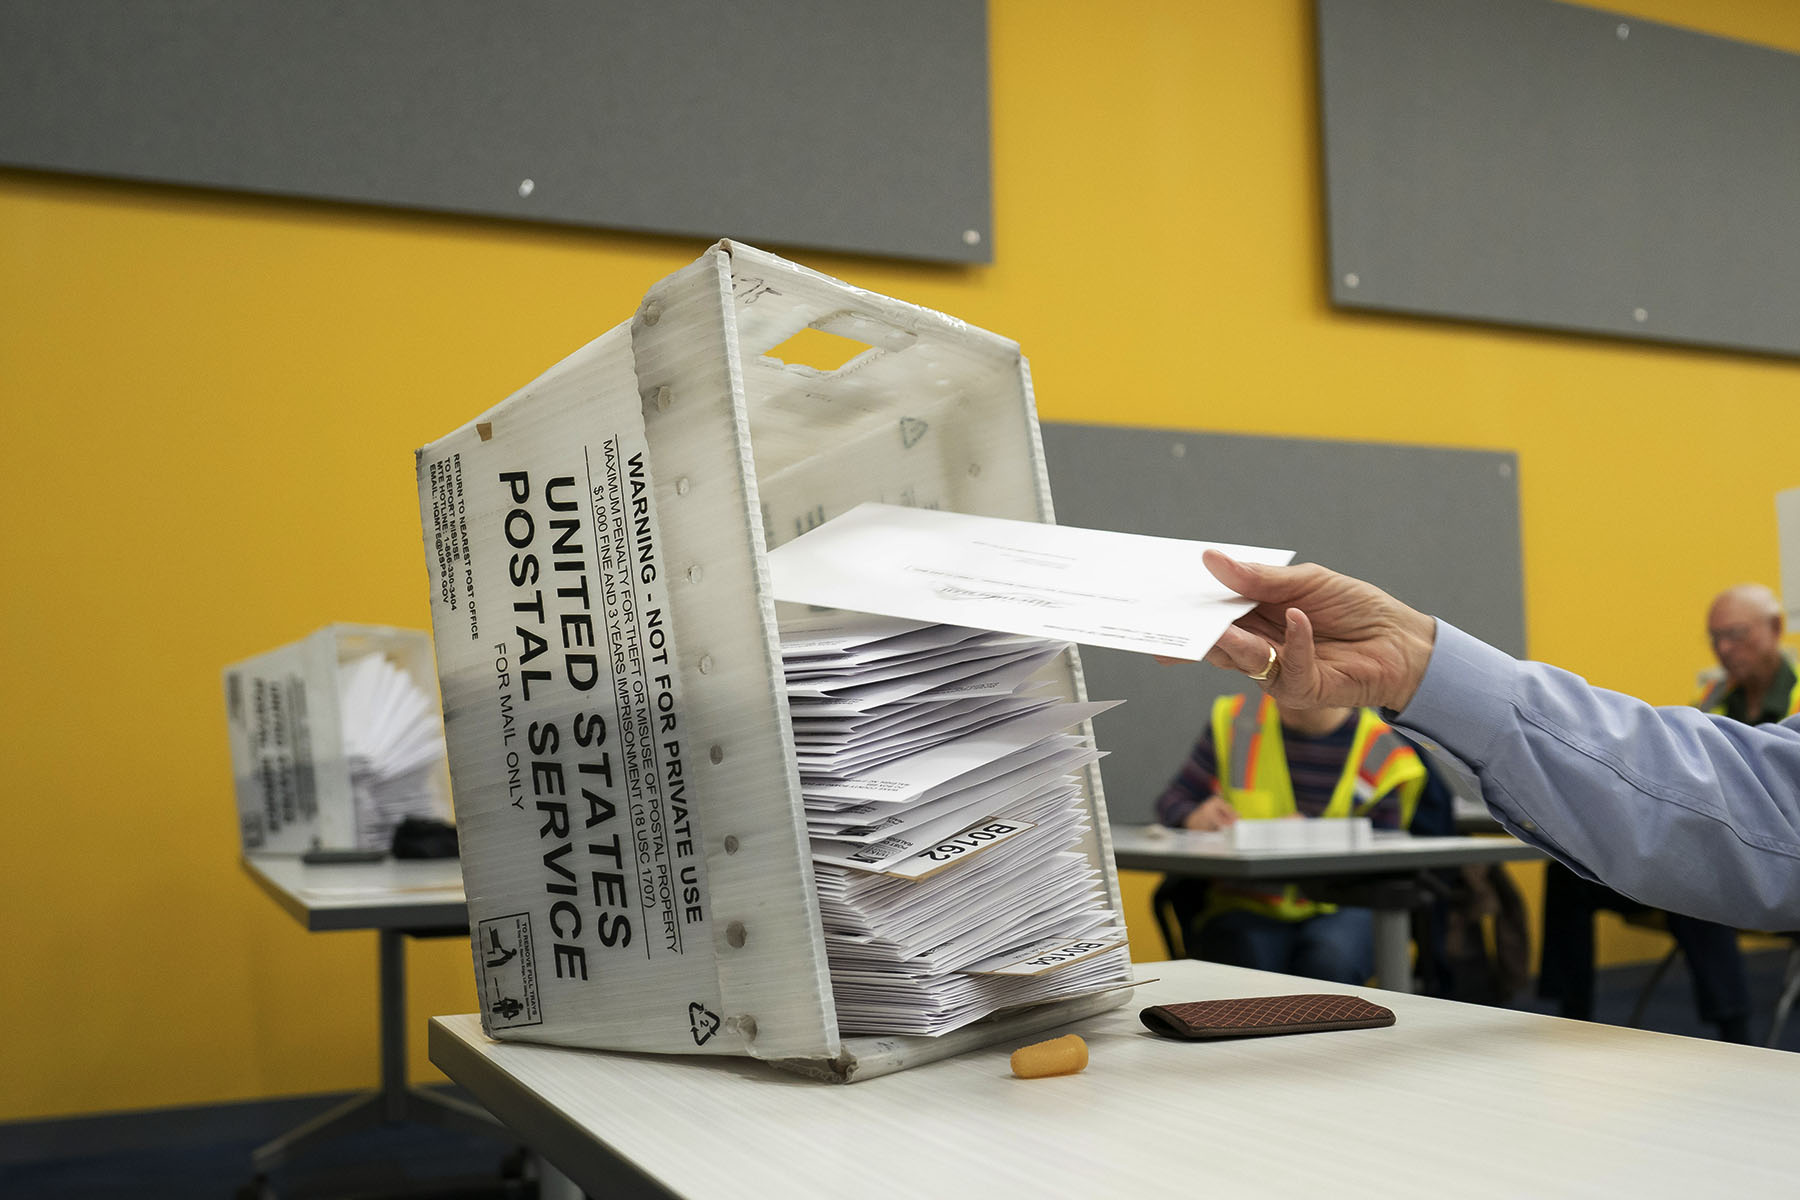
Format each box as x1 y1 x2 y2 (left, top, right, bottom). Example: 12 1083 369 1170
222 624 451 853
1224 816 1374 852
415 241 1130 1081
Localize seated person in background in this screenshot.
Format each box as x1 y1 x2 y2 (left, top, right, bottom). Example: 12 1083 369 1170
1154 693 1451 984
1537 583 1791 1044
1697 583 1798 723
1537 866 1750 1041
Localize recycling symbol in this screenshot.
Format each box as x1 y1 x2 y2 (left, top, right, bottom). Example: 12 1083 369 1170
689 1002 722 1046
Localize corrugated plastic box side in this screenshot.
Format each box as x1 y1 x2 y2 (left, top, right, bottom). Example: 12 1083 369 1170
416 241 1130 1081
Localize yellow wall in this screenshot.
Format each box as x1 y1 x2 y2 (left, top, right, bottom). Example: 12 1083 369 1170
4 0 1799 1122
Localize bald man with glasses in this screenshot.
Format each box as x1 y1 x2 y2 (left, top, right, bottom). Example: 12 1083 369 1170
1701 585 1800 725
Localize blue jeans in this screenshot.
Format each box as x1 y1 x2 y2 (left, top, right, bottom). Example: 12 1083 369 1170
1192 906 1376 985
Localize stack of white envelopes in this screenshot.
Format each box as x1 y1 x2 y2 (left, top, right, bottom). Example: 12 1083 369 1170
338 652 451 850
782 614 1132 1037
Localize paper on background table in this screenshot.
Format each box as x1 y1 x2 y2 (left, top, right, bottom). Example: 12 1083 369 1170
767 503 1296 659
1167 816 1376 852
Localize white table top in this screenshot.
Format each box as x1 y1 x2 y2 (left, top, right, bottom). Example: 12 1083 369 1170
242 854 468 932
1108 823 1543 877
429 959 1800 1199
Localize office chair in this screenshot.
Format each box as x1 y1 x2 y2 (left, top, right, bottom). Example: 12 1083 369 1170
1150 876 1211 959
1619 910 1683 1028
1765 936 1800 1048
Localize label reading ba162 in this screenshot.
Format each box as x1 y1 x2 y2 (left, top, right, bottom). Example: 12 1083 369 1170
883 819 1036 881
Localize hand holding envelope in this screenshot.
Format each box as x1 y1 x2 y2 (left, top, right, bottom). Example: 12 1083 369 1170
765 504 1296 1037
766 503 1295 659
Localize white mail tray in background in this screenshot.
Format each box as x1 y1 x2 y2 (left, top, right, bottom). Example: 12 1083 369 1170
223 624 452 854
414 241 1130 1081
1224 817 1374 852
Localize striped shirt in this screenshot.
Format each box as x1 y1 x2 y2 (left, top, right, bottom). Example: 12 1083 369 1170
1154 711 1405 830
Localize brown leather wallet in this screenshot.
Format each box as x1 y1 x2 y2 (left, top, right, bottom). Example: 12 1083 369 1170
1139 994 1396 1040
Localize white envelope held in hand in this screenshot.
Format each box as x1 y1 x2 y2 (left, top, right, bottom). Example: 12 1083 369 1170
766 503 1294 660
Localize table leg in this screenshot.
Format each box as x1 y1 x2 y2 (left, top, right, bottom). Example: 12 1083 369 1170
1372 908 1413 994
537 1159 586 1200
409 1083 508 1138
250 928 508 1176
379 929 408 1121
381 929 516 1137
251 1092 384 1173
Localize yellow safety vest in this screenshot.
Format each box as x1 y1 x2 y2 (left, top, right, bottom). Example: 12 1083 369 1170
1695 671 1800 721
1205 694 1427 923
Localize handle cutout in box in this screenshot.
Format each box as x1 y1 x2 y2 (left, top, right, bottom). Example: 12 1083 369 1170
760 310 920 377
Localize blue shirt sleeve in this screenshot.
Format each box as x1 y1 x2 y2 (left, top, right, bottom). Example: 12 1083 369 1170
1392 620 1800 928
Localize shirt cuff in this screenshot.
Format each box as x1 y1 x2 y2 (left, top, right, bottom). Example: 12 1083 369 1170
1387 619 1519 769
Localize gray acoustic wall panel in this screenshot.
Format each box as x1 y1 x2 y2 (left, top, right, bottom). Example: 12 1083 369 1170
1039 422 1522 826
0 0 991 264
1317 0 1800 358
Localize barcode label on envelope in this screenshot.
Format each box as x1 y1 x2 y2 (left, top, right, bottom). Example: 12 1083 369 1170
880 819 1036 880
962 936 1127 977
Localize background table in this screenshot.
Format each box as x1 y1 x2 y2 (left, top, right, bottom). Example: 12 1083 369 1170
1107 824 1545 991
430 958 1800 1199
1453 793 1507 834
241 855 502 1178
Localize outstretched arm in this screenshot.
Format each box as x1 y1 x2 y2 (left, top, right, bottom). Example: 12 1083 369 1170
1398 623 1800 928
1200 551 1800 928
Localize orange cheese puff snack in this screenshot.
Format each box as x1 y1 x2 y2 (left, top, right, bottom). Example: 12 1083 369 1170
1010 1033 1088 1078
